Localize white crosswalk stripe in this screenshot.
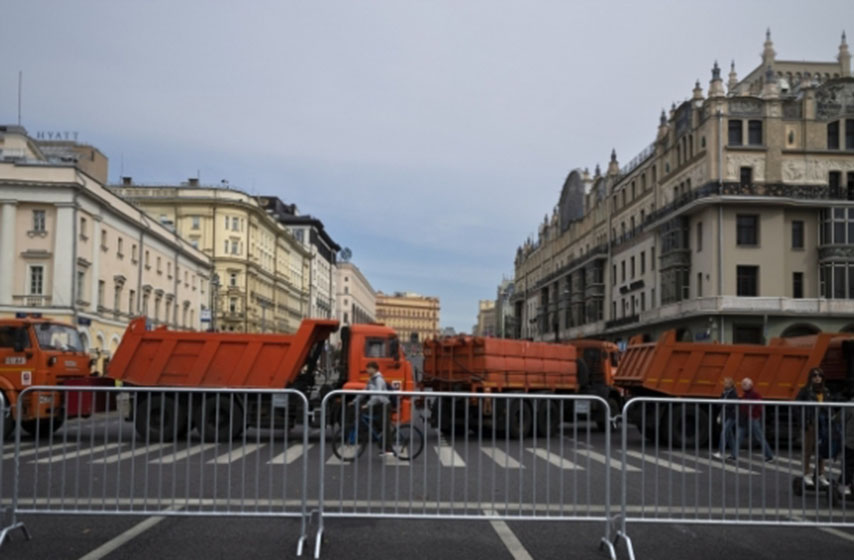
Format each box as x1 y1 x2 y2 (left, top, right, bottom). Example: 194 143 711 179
435 439 466 467
3 441 77 460
527 447 581 470
481 447 524 469
667 451 759 476
269 443 313 465
34 442 124 464
579 449 641 472
92 443 173 464
207 443 263 464
624 450 700 473
153 443 217 464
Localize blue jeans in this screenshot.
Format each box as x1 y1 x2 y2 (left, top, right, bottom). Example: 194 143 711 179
718 417 737 457
735 418 774 460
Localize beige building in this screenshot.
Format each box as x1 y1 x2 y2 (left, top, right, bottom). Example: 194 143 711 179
0 125 212 370
375 292 440 343
110 179 311 333
333 262 376 347
473 299 496 336
514 31 854 345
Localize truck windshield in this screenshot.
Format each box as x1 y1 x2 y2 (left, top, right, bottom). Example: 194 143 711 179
35 324 84 352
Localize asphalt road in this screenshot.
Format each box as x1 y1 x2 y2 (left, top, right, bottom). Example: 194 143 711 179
2 411 854 560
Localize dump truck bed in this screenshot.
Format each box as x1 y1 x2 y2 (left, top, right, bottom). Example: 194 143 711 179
108 318 339 389
615 330 854 399
423 336 578 391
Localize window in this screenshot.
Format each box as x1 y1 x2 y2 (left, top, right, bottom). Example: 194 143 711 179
737 265 759 296
117 237 123 256
229 272 237 287
640 251 646 274
129 290 136 314
145 250 150 268
728 119 743 145
739 166 752 186
640 292 646 312
621 260 626 283
132 244 138 263
224 216 229 229
114 284 122 312
97 280 105 307
733 325 763 344
792 220 804 249
651 247 655 270
830 171 843 198
231 240 239 255
142 292 149 315
191 216 200 230
32 210 45 232
101 229 107 249
229 298 237 313
29 266 44 295
344 286 349 294
76 270 86 302
748 120 763 145
343 312 349 324
612 264 616 283
156 256 162 273
167 262 172 278
819 207 854 245
0 327 30 349
736 215 759 246
631 256 636 279
232 217 239 231
828 121 840 150
847 119 854 150
793 272 804 298
365 337 394 358
697 272 703 297
696 221 703 252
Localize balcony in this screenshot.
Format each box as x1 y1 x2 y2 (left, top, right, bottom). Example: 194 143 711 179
13 294 52 307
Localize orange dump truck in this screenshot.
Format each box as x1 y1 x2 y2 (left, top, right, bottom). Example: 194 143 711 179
614 330 854 445
108 317 418 441
421 335 621 437
0 315 95 438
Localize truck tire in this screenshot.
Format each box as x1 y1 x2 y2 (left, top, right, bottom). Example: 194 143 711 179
21 416 65 439
437 398 467 437
507 399 533 439
669 405 710 448
535 399 560 438
196 394 244 442
135 394 187 442
1 391 14 440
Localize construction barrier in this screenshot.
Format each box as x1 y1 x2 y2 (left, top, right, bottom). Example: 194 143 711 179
1 386 312 555
615 397 854 559
314 389 617 559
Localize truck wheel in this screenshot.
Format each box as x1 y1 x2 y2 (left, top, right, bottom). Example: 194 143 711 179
135 394 187 442
437 398 467 437
670 405 710 448
20 416 65 439
196 394 244 442
507 399 533 439
535 400 560 438
1 392 14 440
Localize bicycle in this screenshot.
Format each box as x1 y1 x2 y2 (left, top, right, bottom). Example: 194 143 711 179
331 407 424 462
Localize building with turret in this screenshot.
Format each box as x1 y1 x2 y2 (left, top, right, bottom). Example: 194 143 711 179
513 31 854 345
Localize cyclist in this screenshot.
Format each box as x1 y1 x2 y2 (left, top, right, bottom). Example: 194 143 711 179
359 361 394 456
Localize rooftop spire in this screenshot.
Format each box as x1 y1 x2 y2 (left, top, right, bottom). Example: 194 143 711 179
709 60 725 97
762 28 776 65
840 30 852 77
711 60 721 80
660 108 667 125
727 60 739 93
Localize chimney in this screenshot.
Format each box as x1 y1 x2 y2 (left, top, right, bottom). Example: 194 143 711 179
188 177 199 186
121 176 132 185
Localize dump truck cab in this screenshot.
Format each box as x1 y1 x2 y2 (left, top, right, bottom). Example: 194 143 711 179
340 323 417 392
0 316 91 437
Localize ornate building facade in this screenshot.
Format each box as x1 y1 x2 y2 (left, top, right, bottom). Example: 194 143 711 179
514 31 854 345
375 292 440 343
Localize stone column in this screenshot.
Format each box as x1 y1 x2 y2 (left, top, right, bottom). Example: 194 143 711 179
52 203 75 308
0 201 17 305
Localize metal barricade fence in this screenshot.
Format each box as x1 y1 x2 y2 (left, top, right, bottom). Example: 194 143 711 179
1 394 31 547
3 386 312 556
314 389 617 559
616 397 854 560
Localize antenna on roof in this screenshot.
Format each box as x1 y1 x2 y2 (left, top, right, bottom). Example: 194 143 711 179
17 70 23 125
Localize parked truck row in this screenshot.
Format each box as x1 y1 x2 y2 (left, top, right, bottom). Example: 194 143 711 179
4 314 854 444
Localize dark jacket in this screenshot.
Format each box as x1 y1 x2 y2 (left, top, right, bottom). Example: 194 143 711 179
740 389 764 420
720 387 738 419
796 384 831 427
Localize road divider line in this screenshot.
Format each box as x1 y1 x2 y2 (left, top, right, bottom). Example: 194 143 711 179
77 506 181 560
484 509 533 560
527 447 582 470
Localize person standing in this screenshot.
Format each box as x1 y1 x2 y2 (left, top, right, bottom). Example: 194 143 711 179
362 361 393 456
735 378 775 462
713 377 739 460
796 367 832 487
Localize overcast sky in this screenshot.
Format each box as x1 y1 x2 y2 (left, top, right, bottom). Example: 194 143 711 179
2 1 851 331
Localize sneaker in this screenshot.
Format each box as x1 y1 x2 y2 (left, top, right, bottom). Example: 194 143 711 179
803 474 815 486
842 485 852 497
726 455 737 463
712 452 723 460
818 474 831 487
765 456 774 463
379 451 395 457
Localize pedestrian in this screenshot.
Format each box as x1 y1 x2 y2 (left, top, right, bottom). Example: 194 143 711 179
360 361 393 456
796 367 832 487
735 377 775 462
837 394 854 499
713 377 739 460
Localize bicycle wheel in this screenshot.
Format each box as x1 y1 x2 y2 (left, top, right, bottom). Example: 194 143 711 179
331 425 368 462
391 424 424 461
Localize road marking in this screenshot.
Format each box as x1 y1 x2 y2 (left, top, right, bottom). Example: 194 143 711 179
668 451 759 476
269 443 313 465
93 443 173 464
527 448 581 470
77 506 180 560
435 445 466 467
3 441 77 460
207 443 263 464
484 509 533 560
154 443 218 464
34 442 124 464
326 454 346 465
481 447 524 469
579 449 641 472
624 450 699 473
